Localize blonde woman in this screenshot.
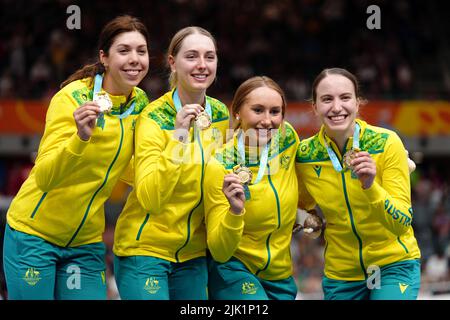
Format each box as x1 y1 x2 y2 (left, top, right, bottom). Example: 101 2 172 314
113 26 229 300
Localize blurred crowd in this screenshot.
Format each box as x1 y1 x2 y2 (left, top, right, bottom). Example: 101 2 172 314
1 0 450 299
0 0 449 102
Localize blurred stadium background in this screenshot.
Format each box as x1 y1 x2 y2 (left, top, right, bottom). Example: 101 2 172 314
0 0 449 300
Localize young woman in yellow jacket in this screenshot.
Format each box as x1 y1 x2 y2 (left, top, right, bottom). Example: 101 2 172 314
3 15 150 299
204 76 300 300
296 68 421 300
113 26 229 300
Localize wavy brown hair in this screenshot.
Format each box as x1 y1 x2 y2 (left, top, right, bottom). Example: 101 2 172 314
60 15 149 88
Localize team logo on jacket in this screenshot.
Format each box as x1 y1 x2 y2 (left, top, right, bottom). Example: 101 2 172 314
313 165 322 178
399 283 409 294
241 282 257 295
23 267 41 286
144 277 161 294
101 271 106 285
280 155 291 169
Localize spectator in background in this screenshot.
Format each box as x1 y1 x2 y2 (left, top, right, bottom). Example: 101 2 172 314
424 245 449 284
0 70 14 98
431 201 450 254
1 1 449 101
5 161 33 197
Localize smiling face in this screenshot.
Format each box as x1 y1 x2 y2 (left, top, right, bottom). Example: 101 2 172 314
238 86 284 146
100 31 149 96
313 74 360 140
168 33 217 94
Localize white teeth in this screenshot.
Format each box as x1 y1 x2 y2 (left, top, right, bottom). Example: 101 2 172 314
329 115 346 121
193 74 207 79
125 70 139 76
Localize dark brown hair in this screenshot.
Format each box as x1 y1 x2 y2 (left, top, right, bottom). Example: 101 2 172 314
167 26 217 89
311 68 367 104
231 76 287 130
60 15 149 88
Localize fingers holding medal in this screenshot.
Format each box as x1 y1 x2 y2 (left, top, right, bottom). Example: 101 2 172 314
348 150 375 173
175 104 209 131
343 147 360 171
93 92 113 114
303 212 323 239
195 111 211 130
346 150 376 189
223 173 246 214
74 101 103 141
233 164 253 185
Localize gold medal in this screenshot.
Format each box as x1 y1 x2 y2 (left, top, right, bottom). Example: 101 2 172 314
93 93 113 113
195 111 211 130
233 164 253 185
343 147 360 170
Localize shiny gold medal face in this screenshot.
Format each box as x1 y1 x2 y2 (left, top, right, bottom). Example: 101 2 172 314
233 165 253 185
343 148 360 170
195 111 211 130
94 93 113 113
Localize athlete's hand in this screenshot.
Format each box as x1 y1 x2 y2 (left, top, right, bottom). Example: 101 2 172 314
74 102 101 141
222 174 246 215
406 150 416 173
293 209 323 238
173 104 204 142
350 151 376 189
175 104 203 129
302 210 323 239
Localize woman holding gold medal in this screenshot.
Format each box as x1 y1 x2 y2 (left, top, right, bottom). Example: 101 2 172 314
295 68 421 300
3 15 150 299
113 26 229 300
204 76 300 300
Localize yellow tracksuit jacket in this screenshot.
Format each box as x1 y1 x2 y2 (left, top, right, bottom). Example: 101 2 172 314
204 122 300 280
113 89 230 262
6 78 149 247
296 119 421 281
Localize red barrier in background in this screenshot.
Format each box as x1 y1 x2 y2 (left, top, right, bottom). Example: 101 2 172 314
0 100 48 134
1 100 449 137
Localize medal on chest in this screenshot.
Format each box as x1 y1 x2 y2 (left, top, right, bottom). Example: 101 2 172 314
173 88 212 131
323 122 361 173
342 147 360 171
93 92 113 113
92 74 136 129
195 111 212 130
233 164 253 185
234 131 271 200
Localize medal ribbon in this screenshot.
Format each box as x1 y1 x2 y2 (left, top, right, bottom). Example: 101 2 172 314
237 131 270 184
172 88 212 119
323 122 361 172
93 74 135 119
